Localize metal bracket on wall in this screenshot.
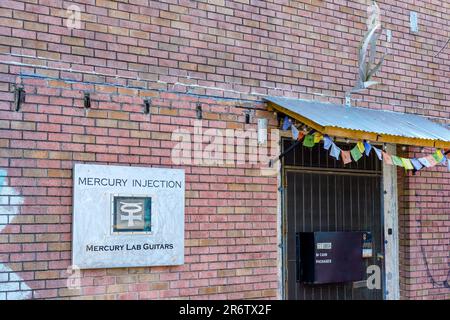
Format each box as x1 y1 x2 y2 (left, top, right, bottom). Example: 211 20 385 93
13 85 25 112
243 109 255 124
143 98 151 115
83 92 91 109
196 103 202 119
345 93 352 107
277 139 302 162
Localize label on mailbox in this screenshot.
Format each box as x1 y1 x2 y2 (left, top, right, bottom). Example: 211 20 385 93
316 242 332 250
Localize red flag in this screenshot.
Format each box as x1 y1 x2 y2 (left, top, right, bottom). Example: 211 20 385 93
341 150 352 164
382 151 393 165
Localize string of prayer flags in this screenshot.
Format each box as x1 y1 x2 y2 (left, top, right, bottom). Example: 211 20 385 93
282 116 291 131
410 158 423 171
401 158 414 170
382 151 392 165
363 141 372 156
350 145 363 162
323 135 333 150
330 143 341 160
291 125 299 140
303 134 315 148
280 114 450 172
341 150 352 164
373 147 382 161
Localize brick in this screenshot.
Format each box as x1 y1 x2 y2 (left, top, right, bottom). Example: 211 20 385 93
23 150 49 159
73 153 95 161
47 169 71 178
23 169 47 177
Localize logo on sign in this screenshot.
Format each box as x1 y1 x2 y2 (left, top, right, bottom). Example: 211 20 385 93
119 201 143 227
112 196 151 233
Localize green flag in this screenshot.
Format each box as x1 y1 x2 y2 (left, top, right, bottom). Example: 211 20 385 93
432 150 444 163
303 134 315 148
391 155 403 167
350 146 363 162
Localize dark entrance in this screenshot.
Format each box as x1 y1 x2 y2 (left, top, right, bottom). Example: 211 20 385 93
283 138 384 300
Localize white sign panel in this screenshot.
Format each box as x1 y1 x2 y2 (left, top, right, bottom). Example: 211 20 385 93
72 164 185 269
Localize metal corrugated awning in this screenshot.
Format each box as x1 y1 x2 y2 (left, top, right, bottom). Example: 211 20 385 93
265 96 450 149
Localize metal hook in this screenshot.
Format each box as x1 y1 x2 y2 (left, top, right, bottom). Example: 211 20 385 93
14 85 25 112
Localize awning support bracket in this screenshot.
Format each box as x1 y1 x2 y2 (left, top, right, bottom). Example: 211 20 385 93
269 139 302 168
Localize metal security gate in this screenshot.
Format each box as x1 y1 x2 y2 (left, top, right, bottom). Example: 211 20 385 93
282 139 384 300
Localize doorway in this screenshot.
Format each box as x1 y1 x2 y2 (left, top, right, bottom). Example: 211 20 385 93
282 138 385 300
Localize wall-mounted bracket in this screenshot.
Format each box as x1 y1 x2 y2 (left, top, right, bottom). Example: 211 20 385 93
345 93 352 107
13 85 25 112
83 92 91 109
196 103 202 119
143 99 151 115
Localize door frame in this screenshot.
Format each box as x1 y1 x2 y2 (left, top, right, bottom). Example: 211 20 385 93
381 144 400 300
276 141 400 300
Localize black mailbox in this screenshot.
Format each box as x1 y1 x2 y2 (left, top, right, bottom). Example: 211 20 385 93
296 231 369 284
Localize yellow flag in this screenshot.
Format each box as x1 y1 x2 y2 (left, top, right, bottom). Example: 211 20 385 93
357 141 365 153
313 133 323 143
401 158 414 170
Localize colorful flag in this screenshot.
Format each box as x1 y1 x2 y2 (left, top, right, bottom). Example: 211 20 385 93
323 135 333 150
363 141 372 156
330 143 341 160
418 157 431 168
410 158 423 171
426 155 437 167
448 158 450 171
298 131 306 141
341 150 352 164
282 116 291 131
291 125 299 140
382 151 393 165
440 155 447 165
357 141 365 154
350 145 363 162
373 147 382 161
432 149 444 163
313 132 323 143
303 134 315 148
401 158 414 170
392 155 403 167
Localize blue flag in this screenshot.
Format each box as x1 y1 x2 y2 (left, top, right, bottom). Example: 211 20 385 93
363 141 372 156
282 116 291 131
291 125 299 140
418 157 431 168
323 135 333 150
373 147 382 160
330 143 341 160
410 158 423 171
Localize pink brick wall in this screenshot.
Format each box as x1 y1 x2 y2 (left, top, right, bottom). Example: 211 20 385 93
398 148 450 300
0 0 449 299
0 75 279 299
